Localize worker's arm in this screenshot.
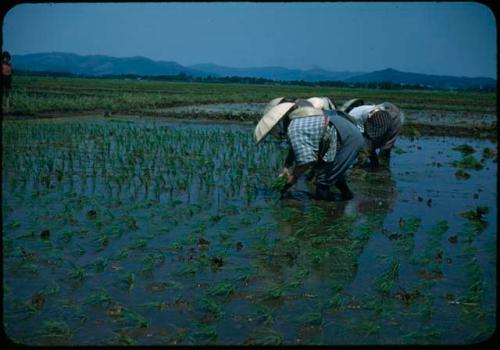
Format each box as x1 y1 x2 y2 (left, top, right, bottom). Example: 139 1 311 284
279 148 295 177
281 163 311 193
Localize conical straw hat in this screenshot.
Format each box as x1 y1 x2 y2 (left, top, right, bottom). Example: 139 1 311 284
262 97 286 115
254 102 296 144
307 97 335 110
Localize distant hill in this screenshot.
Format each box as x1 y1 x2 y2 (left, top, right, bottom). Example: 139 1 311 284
188 63 362 82
11 52 496 90
12 52 208 77
346 68 496 90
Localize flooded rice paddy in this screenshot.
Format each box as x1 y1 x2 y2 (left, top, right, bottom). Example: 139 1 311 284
2 116 496 345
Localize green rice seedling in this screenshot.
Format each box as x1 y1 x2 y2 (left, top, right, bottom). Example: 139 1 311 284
284 268 309 290
270 175 288 193
393 146 407 154
114 331 137 345
261 284 285 301
411 220 448 279
141 254 157 274
359 319 381 336
208 282 235 298
40 284 61 296
193 322 218 344
374 257 400 294
117 272 135 291
198 297 223 319
251 304 274 324
139 300 169 311
38 320 72 338
243 327 283 345
326 293 345 312
173 264 198 277
125 216 139 230
130 238 147 250
451 155 484 170
120 308 149 329
482 147 496 159
299 312 324 326
68 262 86 282
116 248 130 260
85 290 112 307
452 144 475 155
460 206 489 222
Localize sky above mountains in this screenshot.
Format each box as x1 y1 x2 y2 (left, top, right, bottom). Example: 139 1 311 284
2 2 497 79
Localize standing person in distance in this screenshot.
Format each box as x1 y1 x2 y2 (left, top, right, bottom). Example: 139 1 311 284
2 51 13 111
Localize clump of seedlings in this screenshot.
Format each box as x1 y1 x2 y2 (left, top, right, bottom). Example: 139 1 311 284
460 206 489 221
452 144 475 155
374 257 400 294
243 327 284 345
38 320 72 339
482 147 496 159
451 155 484 170
270 175 288 192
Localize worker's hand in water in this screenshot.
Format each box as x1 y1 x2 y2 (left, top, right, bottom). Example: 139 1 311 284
278 167 290 178
282 176 294 193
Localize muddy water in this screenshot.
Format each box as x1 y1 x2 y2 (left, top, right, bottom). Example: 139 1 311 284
2 117 496 345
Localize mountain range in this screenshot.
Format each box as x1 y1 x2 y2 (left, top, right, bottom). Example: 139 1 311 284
12 52 496 90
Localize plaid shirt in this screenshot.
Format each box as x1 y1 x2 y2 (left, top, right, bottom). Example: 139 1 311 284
287 115 337 166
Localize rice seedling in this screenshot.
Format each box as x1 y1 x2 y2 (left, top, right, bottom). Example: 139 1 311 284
197 297 224 319
260 284 285 301
299 312 324 326
460 206 489 222
68 262 86 282
38 320 72 339
208 282 235 298
117 271 135 291
374 257 400 295
110 307 149 329
393 146 407 154
358 319 381 337
482 147 496 159
114 331 137 345
452 144 475 155
85 290 113 306
451 155 484 170
243 327 284 345
193 322 218 344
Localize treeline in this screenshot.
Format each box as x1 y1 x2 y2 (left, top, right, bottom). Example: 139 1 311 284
14 69 496 92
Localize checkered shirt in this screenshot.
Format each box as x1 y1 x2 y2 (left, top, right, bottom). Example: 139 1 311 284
287 115 337 166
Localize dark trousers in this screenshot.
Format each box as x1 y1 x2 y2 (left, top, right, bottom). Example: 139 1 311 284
315 112 364 187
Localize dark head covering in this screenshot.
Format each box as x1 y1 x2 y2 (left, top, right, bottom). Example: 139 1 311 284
364 109 392 147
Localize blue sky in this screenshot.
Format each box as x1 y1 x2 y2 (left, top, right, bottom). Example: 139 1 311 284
2 2 497 78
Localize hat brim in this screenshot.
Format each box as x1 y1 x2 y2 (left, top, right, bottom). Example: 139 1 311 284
254 102 295 144
340 98 364 113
